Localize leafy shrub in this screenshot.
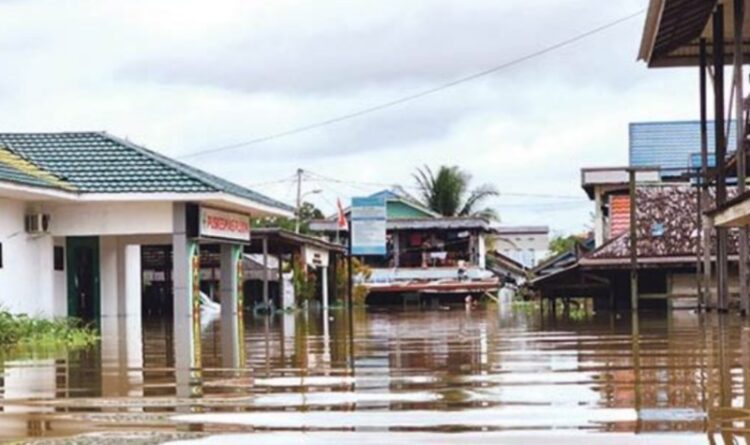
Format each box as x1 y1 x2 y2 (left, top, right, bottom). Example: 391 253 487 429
0 308 98 348
335 257 372 305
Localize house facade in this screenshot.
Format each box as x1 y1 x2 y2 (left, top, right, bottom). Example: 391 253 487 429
0 132 293 322
309 190 499 301
491 225 549 268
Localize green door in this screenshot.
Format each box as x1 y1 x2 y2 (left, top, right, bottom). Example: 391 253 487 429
66 236 100 324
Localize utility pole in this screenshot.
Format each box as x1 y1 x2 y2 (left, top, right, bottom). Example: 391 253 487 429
629 168 639 312
294 168 303 234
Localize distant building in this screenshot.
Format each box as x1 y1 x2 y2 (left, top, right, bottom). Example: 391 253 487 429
581 167 661 247
629 120 736 178
309 189 499 302
492 225 549 268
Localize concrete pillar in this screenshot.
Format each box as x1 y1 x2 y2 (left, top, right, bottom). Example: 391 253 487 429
124 245 142 317
100 236 119 318
322 265 329 310
220 244 244 369
172 203 202 398
116 240 142 317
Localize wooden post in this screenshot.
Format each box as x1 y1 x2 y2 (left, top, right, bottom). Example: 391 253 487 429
330 253 338 305
346 216 354 358
262 236 269 307
700 38 713 310
347 215 353 314
393 232 400 268
629 169 639 311
278 253 284 306
714 4 730 311
735 0 749 314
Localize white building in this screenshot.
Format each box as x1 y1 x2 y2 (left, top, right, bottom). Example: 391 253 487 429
0 132 292 374
492 225 550 268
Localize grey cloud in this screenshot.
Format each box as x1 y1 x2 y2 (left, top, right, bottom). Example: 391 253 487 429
118 0 647 95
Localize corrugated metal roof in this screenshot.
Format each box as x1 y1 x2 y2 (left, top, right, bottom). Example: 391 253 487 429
0 132 293 211
629 120 736 177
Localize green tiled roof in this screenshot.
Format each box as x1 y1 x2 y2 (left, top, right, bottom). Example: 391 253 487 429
0 144 74 190
0 132 292 211
0 156 58 189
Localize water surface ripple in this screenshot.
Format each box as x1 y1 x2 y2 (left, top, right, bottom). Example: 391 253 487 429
2 308 749 444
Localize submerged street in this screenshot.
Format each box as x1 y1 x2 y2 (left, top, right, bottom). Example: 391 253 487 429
1 306 748 444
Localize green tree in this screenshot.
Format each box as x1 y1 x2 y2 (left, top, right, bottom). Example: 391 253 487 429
335 257 372 305
548 233 587 257
251 201 324 234
413 165 498 220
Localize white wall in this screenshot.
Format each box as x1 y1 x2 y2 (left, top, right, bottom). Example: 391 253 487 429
46 201 173 237
0 199 58 316
494 233 549 268
0 198 153 318
53 237 67 316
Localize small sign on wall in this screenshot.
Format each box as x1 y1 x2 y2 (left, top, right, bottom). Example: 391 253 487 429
200 207 251 242
187 204 251 242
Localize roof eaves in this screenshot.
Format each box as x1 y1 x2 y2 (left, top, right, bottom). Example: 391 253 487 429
638 0 666 63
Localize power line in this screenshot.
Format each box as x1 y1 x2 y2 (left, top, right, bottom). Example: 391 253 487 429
178 8 645 160
242 174 297 188
305 170 586 200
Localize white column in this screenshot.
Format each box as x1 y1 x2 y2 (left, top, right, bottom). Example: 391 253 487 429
124 244 142 317
100 236 119 318
220 244 244 369
321 265 329 310
172 203 202 399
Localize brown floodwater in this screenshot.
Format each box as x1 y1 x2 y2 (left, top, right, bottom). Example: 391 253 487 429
2 306 750 444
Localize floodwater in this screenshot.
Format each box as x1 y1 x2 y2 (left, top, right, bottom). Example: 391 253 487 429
2 306 750 444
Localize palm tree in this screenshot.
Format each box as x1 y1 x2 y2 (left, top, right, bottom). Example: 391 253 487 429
413 165 499 220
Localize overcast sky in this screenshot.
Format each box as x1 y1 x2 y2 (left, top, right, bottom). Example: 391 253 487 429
0 0 701 234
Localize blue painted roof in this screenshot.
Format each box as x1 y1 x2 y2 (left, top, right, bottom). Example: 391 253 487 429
629 121 737 177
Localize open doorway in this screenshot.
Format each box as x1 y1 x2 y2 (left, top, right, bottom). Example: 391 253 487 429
66 237 100 324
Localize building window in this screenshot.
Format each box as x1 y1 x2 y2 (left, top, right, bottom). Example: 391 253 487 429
54 246 64 271
0 242 3 268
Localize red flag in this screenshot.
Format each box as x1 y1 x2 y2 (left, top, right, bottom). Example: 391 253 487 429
337 198 348 230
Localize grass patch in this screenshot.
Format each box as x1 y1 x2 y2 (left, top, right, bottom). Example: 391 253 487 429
0 310 98 349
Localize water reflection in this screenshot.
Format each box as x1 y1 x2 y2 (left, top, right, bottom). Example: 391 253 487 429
4 308 750 443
